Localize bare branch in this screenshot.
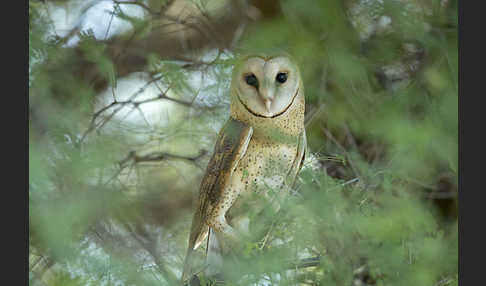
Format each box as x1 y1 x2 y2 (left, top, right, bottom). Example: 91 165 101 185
113 1 155 14
321 127 360 177
113 0 210 38
119 149 207 168
78 75 163 144
38 0 247 99
287 255 321 269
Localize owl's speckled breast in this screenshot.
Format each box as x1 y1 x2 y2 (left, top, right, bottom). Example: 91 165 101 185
226 135 298 232
225 82 305 233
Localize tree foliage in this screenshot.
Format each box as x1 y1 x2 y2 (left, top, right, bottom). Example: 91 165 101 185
29 0 457 285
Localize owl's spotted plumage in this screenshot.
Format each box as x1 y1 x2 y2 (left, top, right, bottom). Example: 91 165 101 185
182 54 306 283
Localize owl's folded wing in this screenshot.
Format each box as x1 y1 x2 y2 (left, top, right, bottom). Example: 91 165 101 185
182 118 253 281
286 129 307 188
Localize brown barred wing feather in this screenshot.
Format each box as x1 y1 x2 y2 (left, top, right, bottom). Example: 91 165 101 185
181 118 253 283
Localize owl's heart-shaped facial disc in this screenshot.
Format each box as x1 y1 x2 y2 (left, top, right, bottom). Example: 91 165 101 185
232 55 300 118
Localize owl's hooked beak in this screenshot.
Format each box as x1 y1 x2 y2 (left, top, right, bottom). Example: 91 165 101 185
264 99 272 113
259 83 275 114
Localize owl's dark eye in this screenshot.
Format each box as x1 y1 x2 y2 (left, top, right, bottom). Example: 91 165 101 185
244 74 259 88
276 72 288 84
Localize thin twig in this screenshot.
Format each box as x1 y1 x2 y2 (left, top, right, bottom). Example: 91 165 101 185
304 103 326 128
78 75 162 144
113 0 210 38
186 256 322 286
286 255 321 269
119 149 207 168
29 255 44 272
321 127 360 177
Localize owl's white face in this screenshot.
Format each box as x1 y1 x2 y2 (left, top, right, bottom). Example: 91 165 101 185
231 55 301 118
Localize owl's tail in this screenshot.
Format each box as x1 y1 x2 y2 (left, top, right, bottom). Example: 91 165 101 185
181 247 194 284
181 222 209 283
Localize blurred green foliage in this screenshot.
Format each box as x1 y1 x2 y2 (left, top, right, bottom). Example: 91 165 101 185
29 0 457 285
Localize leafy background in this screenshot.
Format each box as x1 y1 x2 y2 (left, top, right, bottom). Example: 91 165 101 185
29 0 457 285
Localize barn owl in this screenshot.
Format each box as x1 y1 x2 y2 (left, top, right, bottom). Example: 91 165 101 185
182 54 306 283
